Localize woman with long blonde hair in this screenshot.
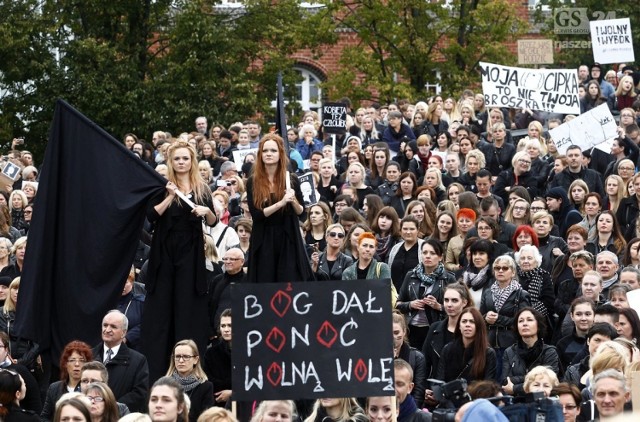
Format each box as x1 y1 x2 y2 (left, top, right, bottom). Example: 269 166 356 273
246 134 314 284
141 141 217 381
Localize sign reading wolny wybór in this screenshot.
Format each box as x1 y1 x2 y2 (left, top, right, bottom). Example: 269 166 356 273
231 280 394 400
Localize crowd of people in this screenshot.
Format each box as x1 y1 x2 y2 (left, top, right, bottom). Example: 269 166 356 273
1 62 640 422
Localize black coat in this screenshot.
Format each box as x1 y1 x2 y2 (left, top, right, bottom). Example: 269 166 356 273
92 343 149 412
435 339 497 383
203 339 232 396
186 381 215 422
548 167 604 198
421 319 454 379
41 381 79 421
397 342 426 408
501 342 560 396
493 169 539 206
480 286 531 348
315 251 353 281
6 405 38 422
396 268 456 327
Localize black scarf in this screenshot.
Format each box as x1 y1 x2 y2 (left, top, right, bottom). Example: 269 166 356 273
515 338 543 369
443 338 473 382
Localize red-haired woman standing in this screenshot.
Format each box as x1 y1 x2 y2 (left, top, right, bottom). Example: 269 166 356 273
247 134 314 284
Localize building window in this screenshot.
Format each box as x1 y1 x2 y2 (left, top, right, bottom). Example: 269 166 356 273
294 67 322 112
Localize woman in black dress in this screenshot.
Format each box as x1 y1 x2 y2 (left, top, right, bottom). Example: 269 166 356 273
141 140 217 381
246 134 314 284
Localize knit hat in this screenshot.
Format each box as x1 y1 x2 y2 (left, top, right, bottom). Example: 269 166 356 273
546 187 567 201
0 277 10 287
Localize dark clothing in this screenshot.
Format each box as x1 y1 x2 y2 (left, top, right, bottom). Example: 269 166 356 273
555 277 580 320
141 190 213 381
92 343 149 412
117 291 145 350
518 268 555 317
382 124 416 153
6 405 38 422
436 338 497 383
396 268 456 328
0 310 39 371
186 381 214 422
397 342 426 408
480 286 531 349
41 381 80 421
616 196 640 241
315 251 353 281
421 319 454 379
208 270 247 329
564 354 589 390
5 362 41 414
316 176 342 207
376 181 399 206
493 170 539 206
556 330 587 370
203 339 232 405
548 167 605 198
398 397 432 422
501 341 560 396
466 218 516 249
477 141 516 176
246 173 315 284
537 235 569 275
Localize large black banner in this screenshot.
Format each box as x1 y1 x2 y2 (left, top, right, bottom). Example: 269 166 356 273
231 280 394 400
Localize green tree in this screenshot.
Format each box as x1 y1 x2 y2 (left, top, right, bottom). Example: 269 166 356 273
322 0 528 103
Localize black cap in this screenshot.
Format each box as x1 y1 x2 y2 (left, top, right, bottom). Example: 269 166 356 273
0 277 11 287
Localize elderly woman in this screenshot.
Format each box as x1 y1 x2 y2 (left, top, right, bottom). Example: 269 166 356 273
85 382 120 422
494 151 539 206
385 216 422 291
515 245 554 318
295 124 323 160
311 224 353 281
165 340 213 422
396 238 456 348
41 341 93 420
501 308 559 397
522 366 559 398
480 255 531 380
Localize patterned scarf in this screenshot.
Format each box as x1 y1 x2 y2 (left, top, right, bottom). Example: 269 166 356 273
491 279 521 312
171 370 201 393
376 234 393 261
463 265 491 290
414 261 445 287
518 267 547 316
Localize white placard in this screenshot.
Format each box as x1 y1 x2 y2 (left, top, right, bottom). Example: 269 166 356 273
232 148 258 171
590 18 635 64
479 62 580 114
549 103 618 155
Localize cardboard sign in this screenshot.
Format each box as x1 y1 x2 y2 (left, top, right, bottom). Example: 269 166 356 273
298 172 318 208
322 103 348 135
479 62 580 114
232 148 258 171
549 103 617 155
517 39 554 65
590 18 635 64
0 159 23 188
231 280 394 400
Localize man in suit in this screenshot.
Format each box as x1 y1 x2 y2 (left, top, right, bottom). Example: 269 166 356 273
92 310 149 412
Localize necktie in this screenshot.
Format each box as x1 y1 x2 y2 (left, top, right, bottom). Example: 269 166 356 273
104 348 113 364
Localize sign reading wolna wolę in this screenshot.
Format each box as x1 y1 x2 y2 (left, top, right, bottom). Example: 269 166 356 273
590 18 634 64
479 62 580 114
231 280 394 400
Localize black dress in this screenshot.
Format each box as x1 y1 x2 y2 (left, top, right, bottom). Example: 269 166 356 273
141 191 214 381
246 173 314 284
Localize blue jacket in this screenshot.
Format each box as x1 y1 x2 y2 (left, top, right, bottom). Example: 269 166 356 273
295 138 323 159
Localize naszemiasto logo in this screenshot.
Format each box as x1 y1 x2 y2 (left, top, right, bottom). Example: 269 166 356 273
553 8 616 35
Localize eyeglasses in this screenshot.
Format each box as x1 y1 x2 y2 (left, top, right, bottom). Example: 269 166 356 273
518 159 531 165
174 355 195 361
561 404 578 411
67 358 87 365
222 257 241 262
530 207 545 212
619 167 635 171
328 232 345 238
621 114 634 118
86 396 105 403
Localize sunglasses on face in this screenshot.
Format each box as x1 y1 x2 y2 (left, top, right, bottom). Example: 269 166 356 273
328 232 345 238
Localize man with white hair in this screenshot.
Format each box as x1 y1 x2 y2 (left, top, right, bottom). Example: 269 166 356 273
592 369 630 419
195 116 208 136
595 251 620 298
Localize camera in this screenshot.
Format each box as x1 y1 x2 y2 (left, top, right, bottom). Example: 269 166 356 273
15 137 24 145
216 179 231 188
429 379 472 422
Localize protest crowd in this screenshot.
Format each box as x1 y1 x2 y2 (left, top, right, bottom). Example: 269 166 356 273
3 61 640 422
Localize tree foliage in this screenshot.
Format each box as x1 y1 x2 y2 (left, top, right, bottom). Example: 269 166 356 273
322 0 528 103
0 0 334 159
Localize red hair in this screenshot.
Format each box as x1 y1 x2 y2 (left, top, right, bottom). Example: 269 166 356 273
59 340 93 381
512 225 539 251
456 208 476 222
251 134 289 210
357 232 377 246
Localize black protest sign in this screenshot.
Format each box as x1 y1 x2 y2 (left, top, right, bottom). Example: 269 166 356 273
298 172 318 207
322 103 348 134
231 280 394 401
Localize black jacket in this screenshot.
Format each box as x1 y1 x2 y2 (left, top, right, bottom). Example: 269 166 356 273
396 268 456 326
315 251 353 281
186 381 214 422
564 354 589 390
477 141 516 176
421 319 454 379
376 181 399 206
435 339 497 383
91 343 149 412
493 169 539 206
616 195 640 241
480 286 531 348
548 167 604 198
203 339 232 396
397 342 426 408
501 342 560 396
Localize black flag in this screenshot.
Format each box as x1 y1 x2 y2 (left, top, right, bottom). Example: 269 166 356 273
13 100 166 361
275 72 289 153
